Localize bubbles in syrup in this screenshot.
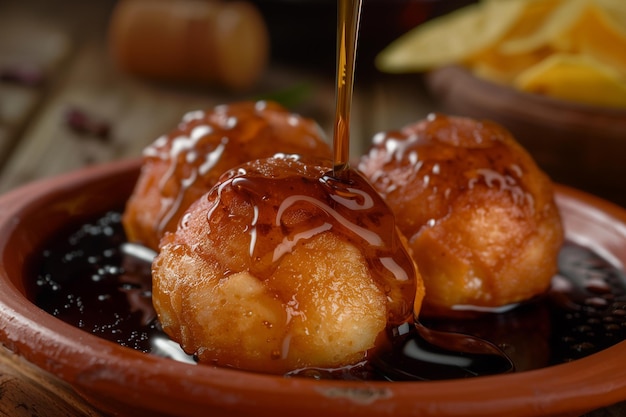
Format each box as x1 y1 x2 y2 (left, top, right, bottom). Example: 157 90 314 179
26 212 626 379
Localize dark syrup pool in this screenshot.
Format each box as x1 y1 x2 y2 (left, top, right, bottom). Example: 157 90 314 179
26 210 626 380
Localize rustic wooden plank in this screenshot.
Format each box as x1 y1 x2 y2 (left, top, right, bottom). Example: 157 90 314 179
0 13 72 168
0 85 39 127
0 346 103 417
0 42 218 193
0 85 39 161
0 17 71 73
0 42 344 193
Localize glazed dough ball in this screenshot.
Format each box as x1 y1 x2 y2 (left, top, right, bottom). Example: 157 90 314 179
152 154 422 374
123 100 331 250
358 113 563 316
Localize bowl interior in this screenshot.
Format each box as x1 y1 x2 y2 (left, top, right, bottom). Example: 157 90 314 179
1 159 626 417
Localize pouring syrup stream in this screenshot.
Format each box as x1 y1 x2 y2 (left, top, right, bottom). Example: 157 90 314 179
29 0 513 381
332 0 362 174
331 0 514 379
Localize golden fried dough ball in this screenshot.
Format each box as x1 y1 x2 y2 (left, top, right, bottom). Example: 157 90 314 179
152 154 423 374
123 101 331 250
358 113 563 316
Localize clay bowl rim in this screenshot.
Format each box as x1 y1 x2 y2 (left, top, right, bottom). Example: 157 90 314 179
1 158 626 416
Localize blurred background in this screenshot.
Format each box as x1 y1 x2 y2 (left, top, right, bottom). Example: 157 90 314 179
0 0 443 190
1 0 625 207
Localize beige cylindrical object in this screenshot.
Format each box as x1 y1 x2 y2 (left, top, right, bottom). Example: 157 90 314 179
108 0 269 91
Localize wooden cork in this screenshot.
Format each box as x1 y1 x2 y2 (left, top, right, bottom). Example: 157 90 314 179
108 0 269 91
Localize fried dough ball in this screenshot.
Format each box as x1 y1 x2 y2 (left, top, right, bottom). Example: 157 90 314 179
152 154 423 374
358 113 563 316
123 101 331 250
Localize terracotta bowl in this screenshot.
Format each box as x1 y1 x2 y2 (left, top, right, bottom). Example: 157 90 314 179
1 158 626 417
425 66 626 208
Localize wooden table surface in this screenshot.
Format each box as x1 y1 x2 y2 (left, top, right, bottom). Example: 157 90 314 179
0 0 436 196
0 1 625 416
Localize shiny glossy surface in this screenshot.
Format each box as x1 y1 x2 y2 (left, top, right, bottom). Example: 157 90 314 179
359 113 564 314
1 160 626 416
151 154 420 374
192 155 416 322
28 213 624 376
122 101 331 250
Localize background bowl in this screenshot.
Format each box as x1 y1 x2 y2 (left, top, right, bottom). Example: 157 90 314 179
426 65 626 208
1 159 626 417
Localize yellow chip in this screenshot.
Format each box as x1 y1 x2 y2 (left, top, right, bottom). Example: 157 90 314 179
514 54 626 108
498 0 587 55
466 45 553 84
375 0 526 73
553 2 626 74
594 0 626 28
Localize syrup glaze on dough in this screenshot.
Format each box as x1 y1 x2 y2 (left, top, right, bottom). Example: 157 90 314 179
359 113 564 316
152 154 423 374
123 101 331 250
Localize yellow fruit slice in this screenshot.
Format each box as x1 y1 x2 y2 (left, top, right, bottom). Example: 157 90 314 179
514 54 626 108
594 0 626 28
498 0 587 55
553 2 626 74
375 0 526 73
467 45 553 84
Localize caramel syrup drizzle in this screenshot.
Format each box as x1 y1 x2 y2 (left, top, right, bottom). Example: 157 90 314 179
332 0 363 174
